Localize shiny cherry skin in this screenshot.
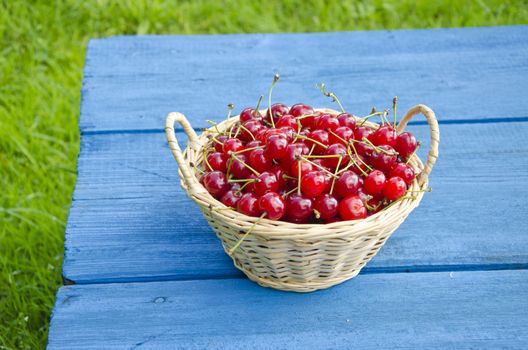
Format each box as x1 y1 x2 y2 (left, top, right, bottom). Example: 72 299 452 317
223 138 244 155
237 192 261 217
372 124 398 147
285 194 313 222
205 152 228 172
395 132 418 158
369 145 398 172
290 159 314 177
214 135 228 152
265 134 289 160
270 164 288 189
313 194 339 219
276 114 298 129
290 103 315 127
246 139 263 149
353 126 375 156
324 143 349 171
308 129 329 154
300 171 326 198
315 114 340 132
249 148 271 173
221 189 241 207
229 154 252 179
383 176 407 200
337 113 356 129
335 170 361 198
389 163 415 186
239 120 264 142
258 192 286 220
283 142 310 166
357 187 383 213
239 107 263 123
202 171 229 198
253 172 279 196
267 103 290 124
329 126 354 145
364 170 387 196
339 195 367 220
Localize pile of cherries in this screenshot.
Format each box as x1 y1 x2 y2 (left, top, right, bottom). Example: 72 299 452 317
200 101 419 224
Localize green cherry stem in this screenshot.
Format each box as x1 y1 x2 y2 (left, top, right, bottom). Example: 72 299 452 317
392 96 398 129
228 213 267 256
318 83 345 113
227 103 234 120
329 155 343 195
267 73 280 128
230 153 260 176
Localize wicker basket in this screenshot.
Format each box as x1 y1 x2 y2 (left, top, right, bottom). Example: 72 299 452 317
165 105 439 292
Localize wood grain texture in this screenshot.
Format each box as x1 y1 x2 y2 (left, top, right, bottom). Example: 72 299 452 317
48 270 528 349
80 26 528 132
62 121 528 283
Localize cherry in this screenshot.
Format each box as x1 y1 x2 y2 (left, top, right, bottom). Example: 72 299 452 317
369 145 397 172
290 159 314 177
254 172 279 196
229 154 252 179
307 129 329 154
383 176 407 200
285 194 313 222
246 139 263 149
372 124 397 147
276 114 298 129
337 113 356 129
239 120 263 142
214 135 228 152
205 152 228 172
329 126 354 146
270 164 288 189
364 170 387 196
278 126 296 141
358 187 383 213
202 171 229 198
335 170 361 198
258 192 286 220
290 103 315 127
353 126 375 156
389 163 415 186
283 142 310 166
265 134 289 160
249 148 271 173
395 132 418 158
239 107 262 123
267 103 290 124
324 143 349 171
313 194 339 219
315 114 340 132
237 193 261 217
339 195 367 220
300 171 326 198
221 189 241 207
223 138 244 155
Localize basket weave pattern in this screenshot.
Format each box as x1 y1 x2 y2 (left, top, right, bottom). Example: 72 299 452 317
166 106 439 292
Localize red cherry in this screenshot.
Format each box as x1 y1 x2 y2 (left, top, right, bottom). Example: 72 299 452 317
214 135 228 152
240 107 263 123
335 170 361 198
369 145 398 172
349 154 369 175
372 125 397 147
337 113 356 129
290 103 315 127
358 187 383 213
315 114 340 132
237 193 261 217
265 134 289 160
239 120 263 142
221 190 241 207
290 159 314 177
395 132 418 158
324 216 342 224
364 170 387 196
285 194 313 222
278 126 296 141
324 143 349 171
205 152 228 172
249 148 271 173
313 194 339 219
270 164 288 189
229 154 251 179
389 163 416 186
202 171 229 198
329 126 354 145
353 126 375 156
223 138 244 155
258 192 286 220
383 176 407 200
339 195 367 220
276 114 298 129
283 142 310 166
300 171 326 198
307 129 329 154
254 172 279 196
246 139 263 149
266 103 290 124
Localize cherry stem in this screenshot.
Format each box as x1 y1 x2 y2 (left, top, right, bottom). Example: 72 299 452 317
203 148 213 171
361 137 398 155
358 111 385 126
381 195 417 212
295 135 329 149
299 156 338 178
392 96 398 129
227 103 234 120
228 178 256 183
211 135 224 146
297 159 302 195
313 209 321 219
230 153 260 176
406 142 422 164
308 144 316 156
190 162 205 175
282 174 297 180
327 129 347 144
233 145 264 155
284 186 299 198
318 83 345 113
228 213 267 256
329 156 343 195
267 73 280 128
237 123 256 140
234 179 257 195
347 142 373 174
303 154 341 159
254 95 263 116
206 120 222 134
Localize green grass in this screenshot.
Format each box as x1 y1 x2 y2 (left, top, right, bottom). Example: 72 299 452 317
0 0 526 348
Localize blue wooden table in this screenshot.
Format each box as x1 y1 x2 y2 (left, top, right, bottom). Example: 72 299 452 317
48 26 528 349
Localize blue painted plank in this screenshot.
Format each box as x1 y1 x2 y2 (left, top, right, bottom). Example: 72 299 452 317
80 26 528 132
62 121 528 283
48 270 528 349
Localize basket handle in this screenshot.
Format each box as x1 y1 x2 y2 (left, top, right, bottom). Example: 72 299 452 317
165 112 207 195
396 104 440 187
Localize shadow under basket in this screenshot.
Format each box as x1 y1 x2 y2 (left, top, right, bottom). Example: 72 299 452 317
165 105 440 292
